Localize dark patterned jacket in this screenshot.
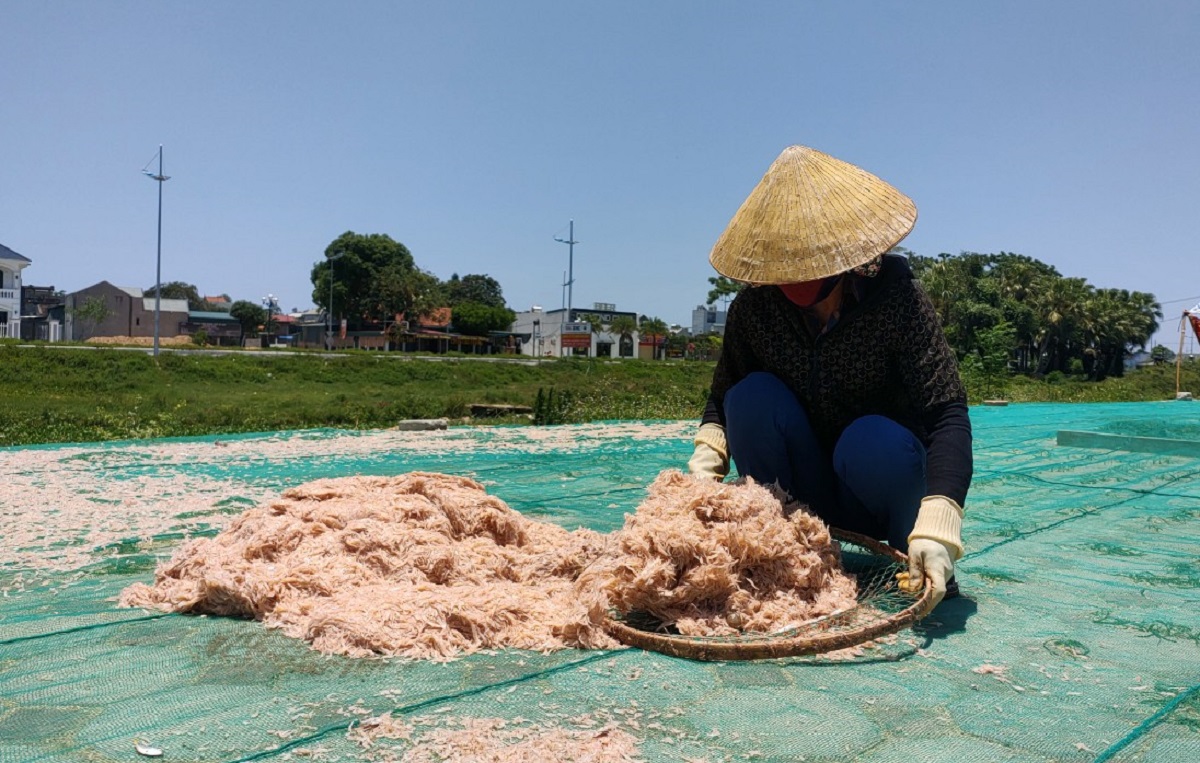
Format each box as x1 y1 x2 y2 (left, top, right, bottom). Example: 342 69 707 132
701 255 973 505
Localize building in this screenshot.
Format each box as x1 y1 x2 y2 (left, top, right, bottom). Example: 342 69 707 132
691 305 726 336
182 311 243 346
20 285 65 341
288 309 329 348
63 281 189 341
0 243 32 338
202 294 233 311
510 302 640 358
288 306 495 354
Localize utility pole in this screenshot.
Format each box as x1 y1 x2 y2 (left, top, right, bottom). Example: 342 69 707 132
1178 310 1188 398
555 220 577 318
142 146 170 357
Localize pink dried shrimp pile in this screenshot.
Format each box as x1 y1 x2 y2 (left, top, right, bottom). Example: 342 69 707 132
121 469 858 658
578 470 858 636
119 472 617 659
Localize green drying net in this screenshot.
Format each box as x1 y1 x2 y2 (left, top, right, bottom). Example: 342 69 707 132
2 404 1199 762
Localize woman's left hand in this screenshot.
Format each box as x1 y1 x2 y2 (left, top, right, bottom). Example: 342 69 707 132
904 496 965 608
904 538 955 607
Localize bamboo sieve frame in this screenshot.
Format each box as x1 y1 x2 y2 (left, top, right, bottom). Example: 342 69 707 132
602 528 936 661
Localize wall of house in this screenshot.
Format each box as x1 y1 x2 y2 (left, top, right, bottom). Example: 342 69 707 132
137 298 189 338
66 283 134 340
0 265 20 301
65 283 189 340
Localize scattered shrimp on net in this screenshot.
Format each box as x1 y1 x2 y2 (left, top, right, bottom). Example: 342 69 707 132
348 714 647 763
2 421 693 573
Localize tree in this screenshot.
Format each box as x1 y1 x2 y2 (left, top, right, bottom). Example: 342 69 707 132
609 315 636 339
446 274 507 309
702 332 723 361
706 276 745 310
1031 276 1089 375
1079 288 1161 380
909 249 1161 382
229 300 266 341
310 232 430 330
575 313 609 357
974 320 1016 399
451 302 516 336
145 281 209 311
608 315 637 358
69 296 111 340
911 251 1000 356
640 317 669 360
1152 345 1176 365
987 253 1060 372
375 264 443 323
663 329 688 359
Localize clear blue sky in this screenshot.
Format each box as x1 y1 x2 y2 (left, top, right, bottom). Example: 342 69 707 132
3 1 1197 348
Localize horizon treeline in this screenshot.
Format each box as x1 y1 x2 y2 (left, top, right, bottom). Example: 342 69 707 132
904 250 1162 382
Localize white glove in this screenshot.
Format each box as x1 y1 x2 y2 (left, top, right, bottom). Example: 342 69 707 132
687 423 729 481
906 538 955 607
902 496 964 608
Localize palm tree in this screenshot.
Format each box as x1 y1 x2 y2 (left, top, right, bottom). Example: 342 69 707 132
1080 288 1123 380
1088 289 1161 378
991 252 1059 303
608 315 638 359
1127 290 1163 350
640 317 669 360
972 252 1059 373
1031 277 1090 375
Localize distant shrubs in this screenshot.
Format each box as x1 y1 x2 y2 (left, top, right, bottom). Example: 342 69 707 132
4 344 1199 447
532 387 574 425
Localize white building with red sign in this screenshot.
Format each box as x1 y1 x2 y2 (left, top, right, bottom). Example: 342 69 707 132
510 303 640 358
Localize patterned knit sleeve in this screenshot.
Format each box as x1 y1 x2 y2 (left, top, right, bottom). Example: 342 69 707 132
702 293 753 427
894 281 974 506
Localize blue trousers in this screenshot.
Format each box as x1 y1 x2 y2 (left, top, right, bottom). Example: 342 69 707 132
724 372 926 551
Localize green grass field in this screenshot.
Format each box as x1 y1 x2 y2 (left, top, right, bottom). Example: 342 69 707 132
2 343 1197 447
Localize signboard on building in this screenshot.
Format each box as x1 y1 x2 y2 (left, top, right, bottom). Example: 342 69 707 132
561 332 591 349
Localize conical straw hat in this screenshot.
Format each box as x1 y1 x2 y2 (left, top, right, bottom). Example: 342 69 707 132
709 145 917 284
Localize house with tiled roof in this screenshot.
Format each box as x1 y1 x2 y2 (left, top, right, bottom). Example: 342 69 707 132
202 294 232 311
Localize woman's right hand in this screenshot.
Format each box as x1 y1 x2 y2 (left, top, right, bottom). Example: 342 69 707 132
688 423 729 481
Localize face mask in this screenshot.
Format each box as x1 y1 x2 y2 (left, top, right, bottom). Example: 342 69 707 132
780 275 842 308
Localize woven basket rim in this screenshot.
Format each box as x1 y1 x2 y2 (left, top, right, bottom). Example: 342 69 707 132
601 528 935 661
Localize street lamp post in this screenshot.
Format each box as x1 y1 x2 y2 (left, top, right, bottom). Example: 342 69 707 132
326 252 345 349
262 294 278 346
142 146 170 358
